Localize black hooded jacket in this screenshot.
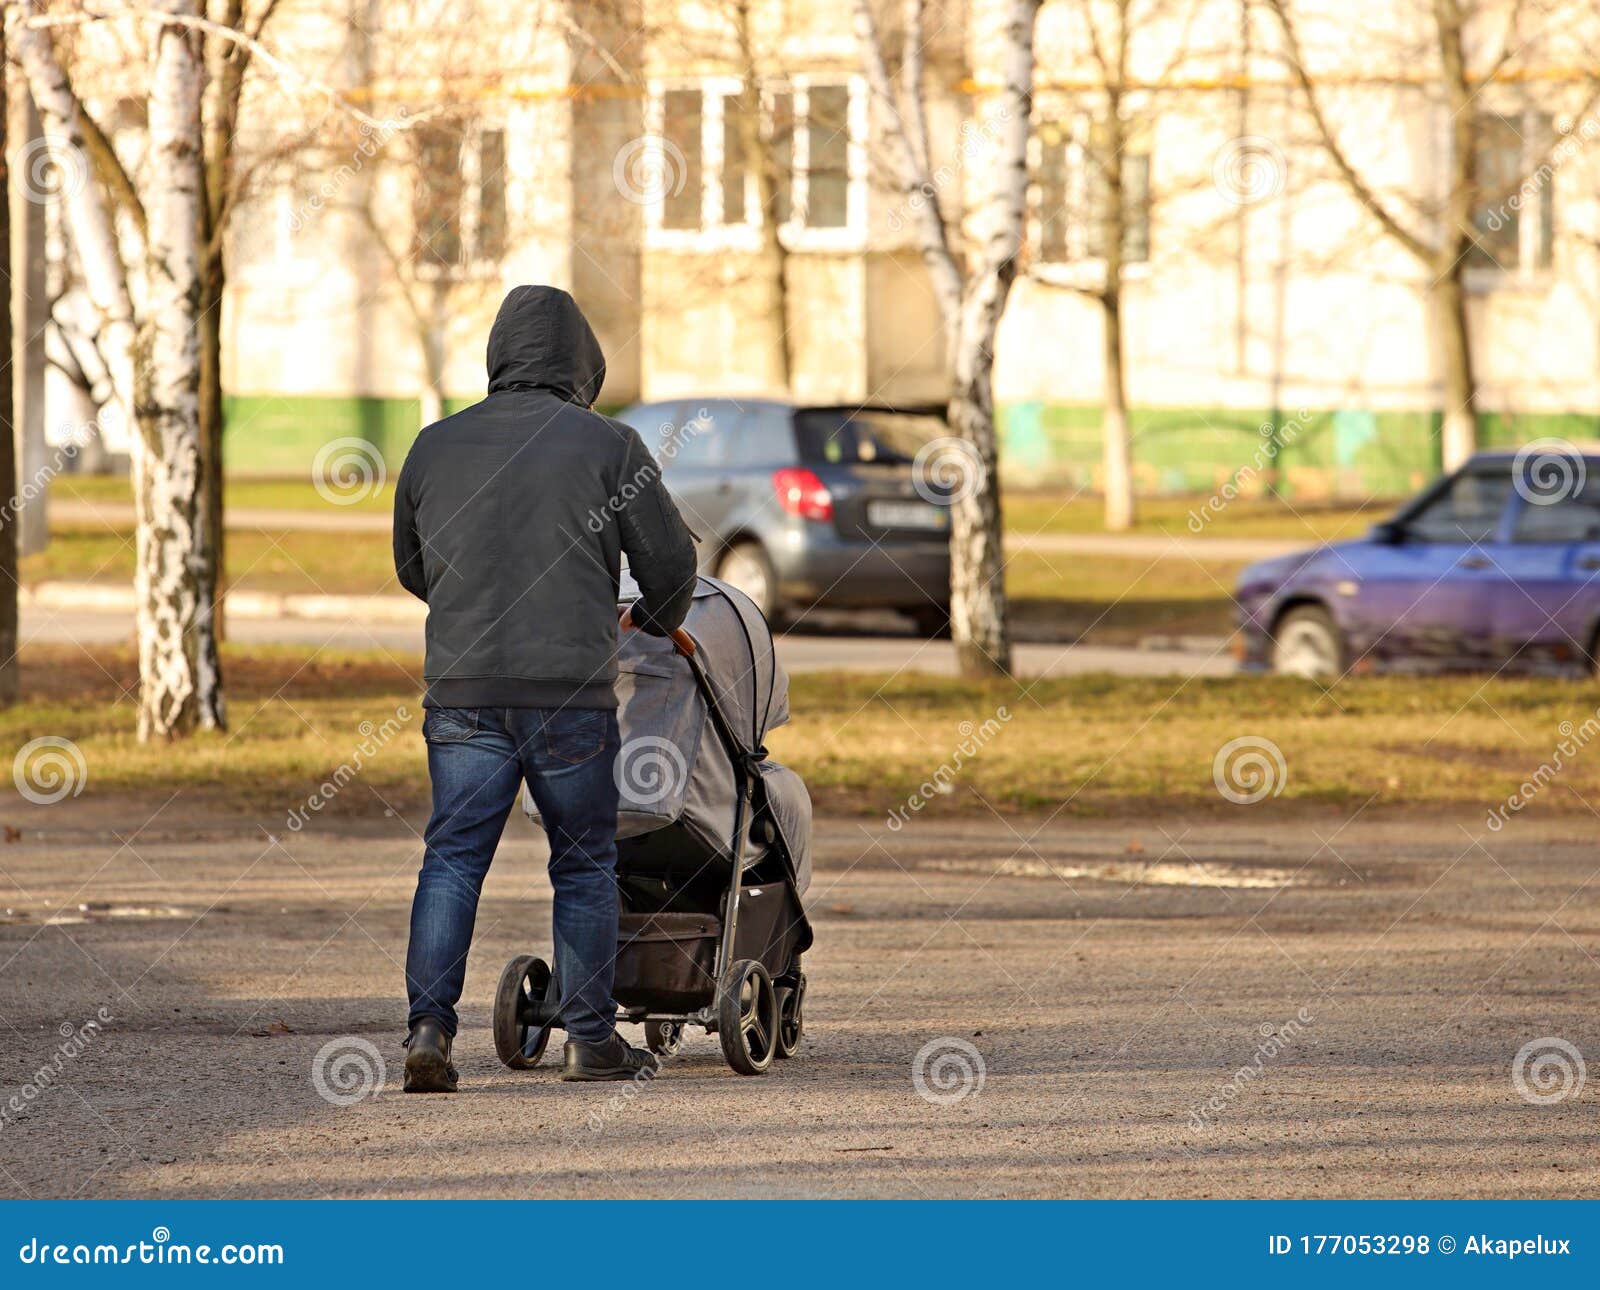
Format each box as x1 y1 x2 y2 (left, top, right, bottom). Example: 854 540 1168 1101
393 286 698 709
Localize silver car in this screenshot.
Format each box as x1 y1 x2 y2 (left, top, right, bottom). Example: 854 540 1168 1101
616 399 953 634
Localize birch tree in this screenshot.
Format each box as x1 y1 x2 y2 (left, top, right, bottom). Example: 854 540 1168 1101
138 0 215 737
1264 0 1600 472
1031 0 1198 531
854 0 1041 676
352 0 552 430
17 0 220 737
718 0 795 388
609 0 804 393
199 0 284 641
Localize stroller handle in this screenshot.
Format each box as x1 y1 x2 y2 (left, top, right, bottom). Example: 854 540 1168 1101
669 627 697 657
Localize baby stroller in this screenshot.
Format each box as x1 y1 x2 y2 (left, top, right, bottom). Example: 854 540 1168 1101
493 576 813 1075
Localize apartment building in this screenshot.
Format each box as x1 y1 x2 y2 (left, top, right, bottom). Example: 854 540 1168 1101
45 0 1600 497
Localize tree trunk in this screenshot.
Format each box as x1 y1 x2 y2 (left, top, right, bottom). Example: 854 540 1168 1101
420 279 447 428
1434 265 1477 471
15 3 137 426
136 0 222 739
1099 89 1134 532
947 365 1011 677
197 0 253 645
940 0 1038 678
0 19 18 707
11 87 49 555
420 331 446 428
198 258 226 639
853 0 1034 677
1434 2 1477 473
734 75 792 390
1101 288 1135 531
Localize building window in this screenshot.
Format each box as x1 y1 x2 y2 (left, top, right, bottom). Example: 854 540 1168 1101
411 123 509 273
804 84 850 229
1468 110 1554 273
661 89 704 230
1034 114 1150 266
647 77 860 241
476 128 507 262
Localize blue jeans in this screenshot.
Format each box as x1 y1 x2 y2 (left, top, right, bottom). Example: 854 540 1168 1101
405 705 621 1044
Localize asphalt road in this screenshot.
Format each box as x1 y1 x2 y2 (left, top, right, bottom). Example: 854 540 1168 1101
20 603 1233 678
1 803 1596 1199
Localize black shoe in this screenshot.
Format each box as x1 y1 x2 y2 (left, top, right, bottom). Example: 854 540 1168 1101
403 1018 459 1093
560 1032 660 1082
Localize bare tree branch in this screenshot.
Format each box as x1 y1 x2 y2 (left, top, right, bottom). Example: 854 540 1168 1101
1263 0 1432 261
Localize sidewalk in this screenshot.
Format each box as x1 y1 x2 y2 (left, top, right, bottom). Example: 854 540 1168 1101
18 582 1234 677
1011 532 1301 562
54 498 1305 563
52 499 392 534
21 580 424 623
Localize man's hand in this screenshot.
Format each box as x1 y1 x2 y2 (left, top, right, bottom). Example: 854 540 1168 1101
618 604 635 631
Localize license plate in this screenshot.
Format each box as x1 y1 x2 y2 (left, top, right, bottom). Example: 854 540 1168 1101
867 500 948 531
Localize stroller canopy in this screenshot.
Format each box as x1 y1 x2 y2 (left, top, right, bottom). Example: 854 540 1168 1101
525 575 811 892
629 574 789 756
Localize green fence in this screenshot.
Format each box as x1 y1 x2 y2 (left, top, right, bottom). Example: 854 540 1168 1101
221 393 1600 497
1000 403 1600 498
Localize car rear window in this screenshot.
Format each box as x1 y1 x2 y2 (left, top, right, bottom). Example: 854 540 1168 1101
793 409 945 466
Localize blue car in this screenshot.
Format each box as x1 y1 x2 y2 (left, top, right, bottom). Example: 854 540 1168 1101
615 398 953 633
1235 448 1600 677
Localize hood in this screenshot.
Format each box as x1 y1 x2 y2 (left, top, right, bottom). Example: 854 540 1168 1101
486 285 607 406
1235 542 1349 595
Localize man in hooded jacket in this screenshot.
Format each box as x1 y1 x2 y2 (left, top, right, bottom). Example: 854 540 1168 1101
393 285 698 1091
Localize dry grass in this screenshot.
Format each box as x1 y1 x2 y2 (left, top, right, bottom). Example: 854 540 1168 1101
6 646 1596 828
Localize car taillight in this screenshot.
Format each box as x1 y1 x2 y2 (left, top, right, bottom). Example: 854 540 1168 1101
772 468 833 521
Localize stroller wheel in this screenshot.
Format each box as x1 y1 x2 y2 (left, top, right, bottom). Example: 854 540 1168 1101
716 959 779 1075
644 1020 684 1057
493 955 558 1070
775 975 805 1059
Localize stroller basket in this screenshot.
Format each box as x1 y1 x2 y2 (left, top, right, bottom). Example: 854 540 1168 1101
613 912 719 1011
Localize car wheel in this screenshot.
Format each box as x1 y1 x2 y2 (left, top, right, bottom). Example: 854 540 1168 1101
716 541 780 622
1271 605 1346 679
